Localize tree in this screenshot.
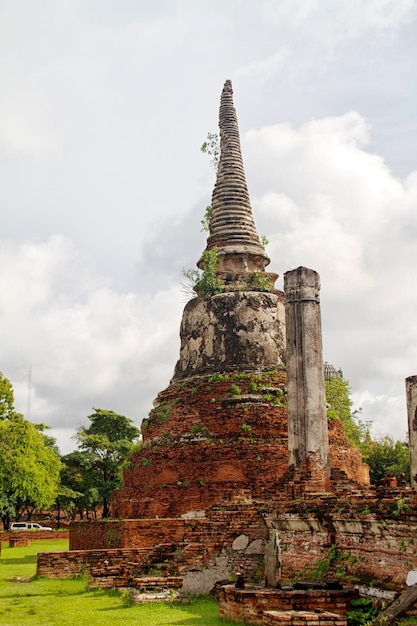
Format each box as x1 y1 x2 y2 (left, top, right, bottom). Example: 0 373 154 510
325 368 410 484
74 408 140 517
0 417 61 525
0 372 61 529
59 450 101 520
325 371 369 449
54 484 84 528
0 371 15 420
361 435 410 484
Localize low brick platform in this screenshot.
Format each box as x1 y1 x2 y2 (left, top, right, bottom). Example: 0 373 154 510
1 530 69 545
38 547 153 579
264 610 347 626
9 537 29 547
129 576 183 603
219 585 358 626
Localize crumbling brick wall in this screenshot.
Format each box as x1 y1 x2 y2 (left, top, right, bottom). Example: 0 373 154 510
111 372 368 521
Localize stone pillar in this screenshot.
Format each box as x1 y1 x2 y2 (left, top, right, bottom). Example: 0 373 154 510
284 267 329 473
264 530 281 588
406 375 417 489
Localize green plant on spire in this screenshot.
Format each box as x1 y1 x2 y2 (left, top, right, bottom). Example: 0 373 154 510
200 132 219 171
243 271 274 292
200 133 219 233
201 205 212 232
182 247 224 297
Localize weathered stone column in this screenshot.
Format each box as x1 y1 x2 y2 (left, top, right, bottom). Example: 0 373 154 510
284 267 329 473
406 375 417 488
264 529 281 588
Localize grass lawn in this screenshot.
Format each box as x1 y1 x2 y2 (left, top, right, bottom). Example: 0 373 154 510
0 538 242 625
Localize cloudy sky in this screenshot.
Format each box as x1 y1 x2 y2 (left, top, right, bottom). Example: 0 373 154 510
1 0 417 454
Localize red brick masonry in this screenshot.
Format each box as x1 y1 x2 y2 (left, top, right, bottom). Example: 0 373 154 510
111 374 368 520
219 585 357 626
263 610 346 626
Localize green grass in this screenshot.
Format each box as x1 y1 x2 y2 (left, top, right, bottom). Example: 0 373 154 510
0 538 240 625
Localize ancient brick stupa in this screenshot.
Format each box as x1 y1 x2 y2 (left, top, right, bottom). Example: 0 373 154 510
50 82 417 603
111 80 368 521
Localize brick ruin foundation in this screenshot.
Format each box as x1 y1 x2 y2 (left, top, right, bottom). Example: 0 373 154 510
219 585 357 626
38 81 417 624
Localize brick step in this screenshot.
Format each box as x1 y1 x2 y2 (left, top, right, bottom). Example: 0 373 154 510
264 610 347 626
132 576 183 591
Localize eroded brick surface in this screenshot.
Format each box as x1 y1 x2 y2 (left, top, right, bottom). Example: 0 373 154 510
110 372 368 521
219 585 356 626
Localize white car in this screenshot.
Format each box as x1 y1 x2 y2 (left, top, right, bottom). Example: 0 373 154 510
10 522 53 531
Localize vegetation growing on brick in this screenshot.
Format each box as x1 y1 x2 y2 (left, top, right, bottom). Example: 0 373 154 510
243 271 274 292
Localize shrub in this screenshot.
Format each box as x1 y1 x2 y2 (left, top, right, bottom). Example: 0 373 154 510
243 271 274 292
183 247 224 297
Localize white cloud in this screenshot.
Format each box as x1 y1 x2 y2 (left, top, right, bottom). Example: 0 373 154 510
0 235 183 453
243 112 417 440
237 0 417 83
1 0 417 453
352 389 408 441
3 107 416 450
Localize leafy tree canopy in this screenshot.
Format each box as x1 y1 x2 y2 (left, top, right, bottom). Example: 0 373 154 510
78 407 139 443
325 369 410 485
0 371 16 420
59 450 101 520
325 371 369 449
361 435 410 484
0 372 61 528
72 408 140 517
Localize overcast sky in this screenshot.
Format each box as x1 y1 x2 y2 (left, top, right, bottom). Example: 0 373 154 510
1 0 417 454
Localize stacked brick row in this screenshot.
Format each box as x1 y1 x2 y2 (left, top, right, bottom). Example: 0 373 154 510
264 611 347 626
219 586 357 626
37 547 150 578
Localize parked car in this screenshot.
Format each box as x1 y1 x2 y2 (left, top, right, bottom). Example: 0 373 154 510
10 522 53 531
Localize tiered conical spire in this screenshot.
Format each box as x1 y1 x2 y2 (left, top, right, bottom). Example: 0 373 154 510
199 80 270 279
